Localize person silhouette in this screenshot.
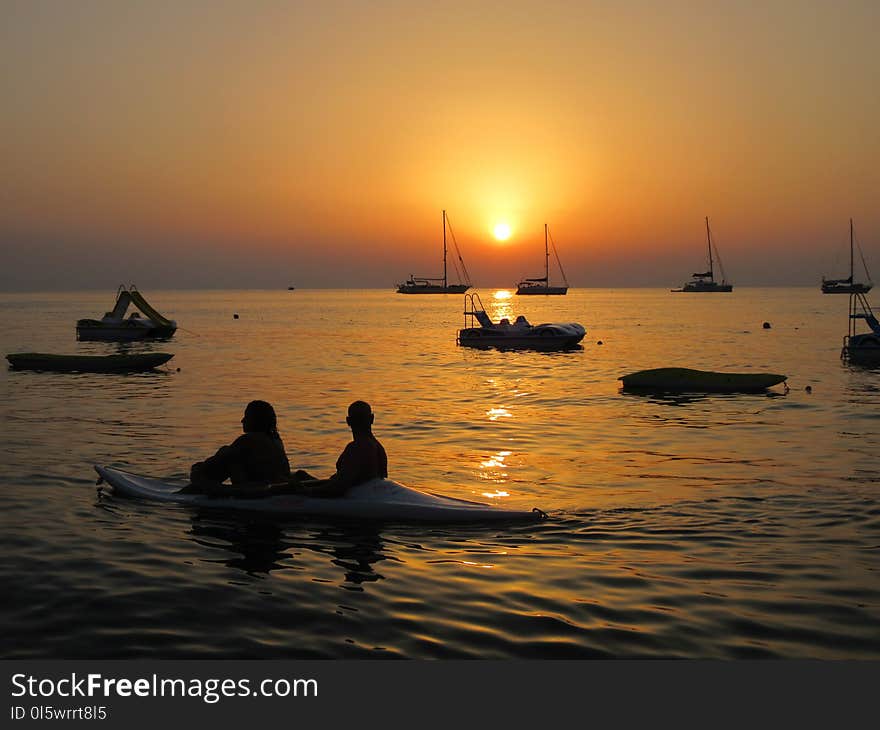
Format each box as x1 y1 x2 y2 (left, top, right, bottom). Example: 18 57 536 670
182 400 291 495
291 400 388 498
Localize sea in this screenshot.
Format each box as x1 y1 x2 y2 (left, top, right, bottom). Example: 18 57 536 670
1 288 879 659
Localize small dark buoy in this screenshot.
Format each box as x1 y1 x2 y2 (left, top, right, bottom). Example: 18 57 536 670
805 385 812 393
763 321 771 329
176 367 181 372
597 340 603 345
233 313 239 319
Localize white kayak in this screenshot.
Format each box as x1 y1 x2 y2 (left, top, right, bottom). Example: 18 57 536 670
95 466 545 524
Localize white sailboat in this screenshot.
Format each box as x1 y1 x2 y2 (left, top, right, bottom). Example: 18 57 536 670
397 210 472 294
516 224 569 295
822 219 872 294
672 217 732 293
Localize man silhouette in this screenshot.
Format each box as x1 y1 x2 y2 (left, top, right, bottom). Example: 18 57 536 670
293 400 388 498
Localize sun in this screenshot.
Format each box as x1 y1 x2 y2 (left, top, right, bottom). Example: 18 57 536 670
493 222 512 241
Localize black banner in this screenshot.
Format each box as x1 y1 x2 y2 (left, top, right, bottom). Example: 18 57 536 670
3 661 877 727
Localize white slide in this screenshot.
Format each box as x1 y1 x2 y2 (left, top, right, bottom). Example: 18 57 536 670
95 466 546 524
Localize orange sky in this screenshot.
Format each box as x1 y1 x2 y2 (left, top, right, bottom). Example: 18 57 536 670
1 1 878 289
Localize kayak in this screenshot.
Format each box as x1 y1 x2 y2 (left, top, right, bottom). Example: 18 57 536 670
95 466 546 524
7 352 174 373
619 367 787 393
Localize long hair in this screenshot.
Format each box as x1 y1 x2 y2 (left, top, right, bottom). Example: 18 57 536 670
245 400 280 440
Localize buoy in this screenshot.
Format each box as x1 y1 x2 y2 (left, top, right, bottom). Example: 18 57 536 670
805 385 812 393
597 340 603 345
763 322 771 329
233 313 239 319
176 367 181 372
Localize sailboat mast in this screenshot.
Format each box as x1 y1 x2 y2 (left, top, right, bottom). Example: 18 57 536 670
442 209 447 289
545 223 550 284
705 216 714 280
850 218 854 281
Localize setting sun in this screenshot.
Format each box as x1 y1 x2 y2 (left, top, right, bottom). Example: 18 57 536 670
493 223 512 241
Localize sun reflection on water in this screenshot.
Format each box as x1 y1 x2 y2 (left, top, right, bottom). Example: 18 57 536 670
478 450 512 489
480 452 509 468
489 291 514 321
486 407 512 421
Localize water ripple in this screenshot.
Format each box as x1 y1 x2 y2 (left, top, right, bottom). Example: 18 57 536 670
2 289 879 658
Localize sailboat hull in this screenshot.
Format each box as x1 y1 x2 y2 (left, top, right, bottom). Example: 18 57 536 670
822 282 872 294
516 285 568 295
676 282 733 292
397 284 470 294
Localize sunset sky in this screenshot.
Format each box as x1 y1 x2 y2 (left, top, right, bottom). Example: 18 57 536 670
1 0 878 290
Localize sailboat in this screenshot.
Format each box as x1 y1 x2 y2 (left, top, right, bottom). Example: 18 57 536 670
672 217 733 292
822 219 872 294
397 210 472 294
516 224 569 295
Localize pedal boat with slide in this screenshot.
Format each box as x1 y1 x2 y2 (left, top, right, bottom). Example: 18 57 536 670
841 291 880 364
76 285 177 341
457 293 585 351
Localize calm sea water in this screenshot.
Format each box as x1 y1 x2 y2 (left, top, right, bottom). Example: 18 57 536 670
1 288 879 658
